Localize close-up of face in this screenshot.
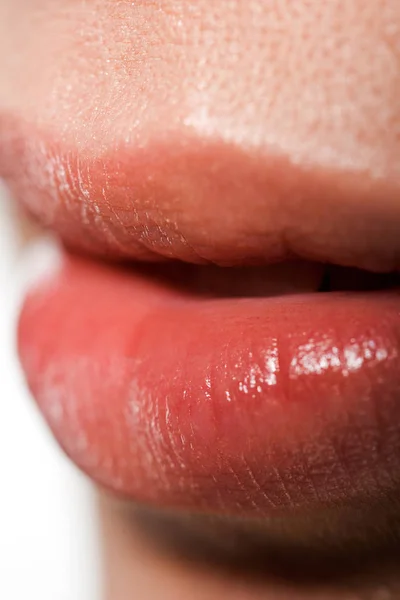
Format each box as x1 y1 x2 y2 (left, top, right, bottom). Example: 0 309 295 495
1 1 400 598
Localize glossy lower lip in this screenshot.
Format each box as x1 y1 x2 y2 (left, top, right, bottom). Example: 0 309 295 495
18 253 400 517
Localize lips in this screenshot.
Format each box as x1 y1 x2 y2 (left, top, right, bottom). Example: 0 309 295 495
0 99 396 527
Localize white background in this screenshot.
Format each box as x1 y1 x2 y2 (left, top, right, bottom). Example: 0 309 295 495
0 183 101 600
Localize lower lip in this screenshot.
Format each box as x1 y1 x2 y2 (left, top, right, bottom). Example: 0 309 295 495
18 253 400 516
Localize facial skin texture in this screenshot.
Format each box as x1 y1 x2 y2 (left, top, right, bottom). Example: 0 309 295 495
1 1 400 599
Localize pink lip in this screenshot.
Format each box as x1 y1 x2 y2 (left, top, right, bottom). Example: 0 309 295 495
18 253 400 516
1 118 400 272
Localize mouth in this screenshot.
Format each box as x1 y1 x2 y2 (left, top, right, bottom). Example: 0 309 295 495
0 113 393 524
1 116 399 594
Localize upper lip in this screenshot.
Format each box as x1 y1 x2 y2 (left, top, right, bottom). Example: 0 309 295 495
1 118 400 274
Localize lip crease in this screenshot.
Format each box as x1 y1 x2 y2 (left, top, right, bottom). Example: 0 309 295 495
17 252 400 517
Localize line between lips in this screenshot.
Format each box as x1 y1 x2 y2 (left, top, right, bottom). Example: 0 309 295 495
18 253 400 518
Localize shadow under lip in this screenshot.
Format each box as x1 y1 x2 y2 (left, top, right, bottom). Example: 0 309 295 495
105 496 400 590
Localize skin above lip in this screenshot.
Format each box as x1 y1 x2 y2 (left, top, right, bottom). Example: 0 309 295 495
18 253 400 517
